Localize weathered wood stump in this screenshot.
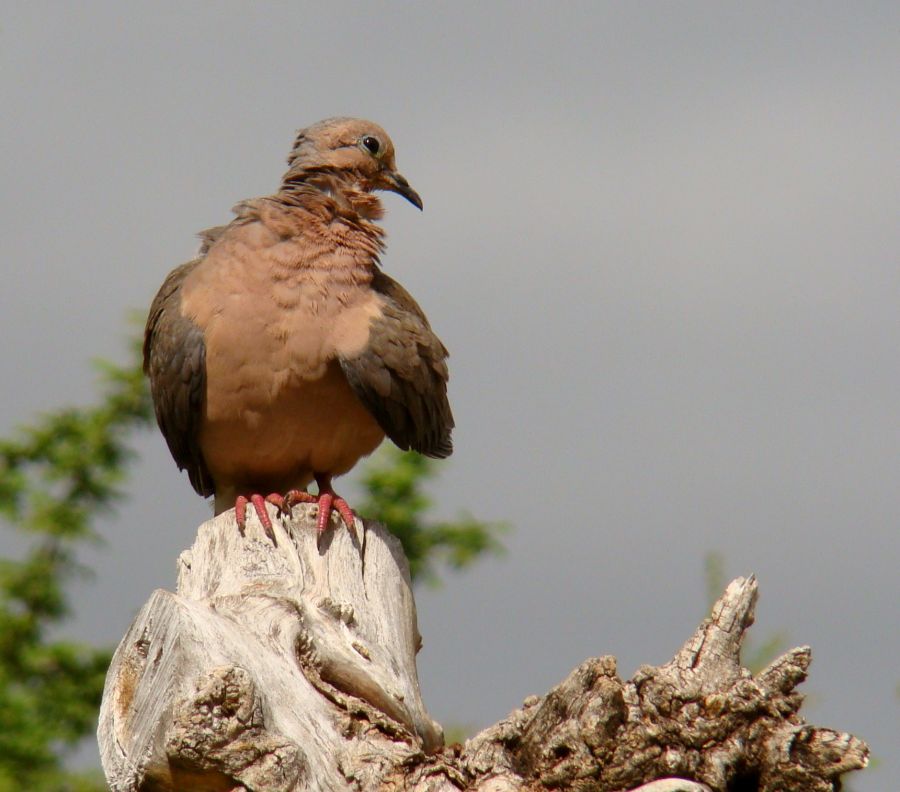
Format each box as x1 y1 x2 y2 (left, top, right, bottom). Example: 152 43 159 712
99 506 868 791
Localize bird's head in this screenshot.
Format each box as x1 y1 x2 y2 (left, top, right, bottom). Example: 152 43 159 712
284 117 423 210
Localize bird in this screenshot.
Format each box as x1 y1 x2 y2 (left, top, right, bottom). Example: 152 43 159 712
143 117 453 537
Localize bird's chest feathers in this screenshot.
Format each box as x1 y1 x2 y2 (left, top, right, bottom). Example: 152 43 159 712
181 240 382 423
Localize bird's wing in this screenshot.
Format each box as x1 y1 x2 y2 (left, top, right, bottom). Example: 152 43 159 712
339 269 454 458
143 257 214 496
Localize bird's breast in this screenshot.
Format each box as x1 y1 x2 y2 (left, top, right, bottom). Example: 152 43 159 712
197 360 385 490
189 282 382 419
176 220 387 487
180 222 382 411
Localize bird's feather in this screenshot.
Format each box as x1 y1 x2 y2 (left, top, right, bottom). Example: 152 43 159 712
143 258 213 496
339 269 453 458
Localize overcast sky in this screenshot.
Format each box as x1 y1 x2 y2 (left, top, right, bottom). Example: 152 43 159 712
1 3 898 788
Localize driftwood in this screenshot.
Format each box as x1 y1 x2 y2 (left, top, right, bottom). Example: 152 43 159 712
99 506 868 791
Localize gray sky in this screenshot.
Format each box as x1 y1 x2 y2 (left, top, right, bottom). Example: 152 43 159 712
1 3 898 788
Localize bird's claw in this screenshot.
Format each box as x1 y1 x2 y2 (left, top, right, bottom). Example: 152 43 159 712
315 492 356 535
266 487 355 535
234 488 355 539
265 489 316 518
234 494 277 543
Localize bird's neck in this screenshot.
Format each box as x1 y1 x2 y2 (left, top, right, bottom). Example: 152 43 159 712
278 167 385 222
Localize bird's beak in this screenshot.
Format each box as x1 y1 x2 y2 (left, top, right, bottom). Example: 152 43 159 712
385 170 423 210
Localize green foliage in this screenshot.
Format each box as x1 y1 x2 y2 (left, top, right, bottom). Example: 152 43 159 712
0 768 107 792
356 446 506 584
0 328 506 785
0 334 152 790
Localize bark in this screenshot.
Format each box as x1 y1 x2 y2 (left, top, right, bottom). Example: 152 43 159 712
99 506 868 792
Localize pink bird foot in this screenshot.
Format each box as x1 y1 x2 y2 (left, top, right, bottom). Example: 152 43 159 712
313 491 356 535
234 493 277 542
313 476 356 535
235 480 356 539
265 489 317 517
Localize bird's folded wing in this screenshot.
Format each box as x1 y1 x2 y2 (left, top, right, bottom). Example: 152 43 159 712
339 270 454 458
143 258 214 496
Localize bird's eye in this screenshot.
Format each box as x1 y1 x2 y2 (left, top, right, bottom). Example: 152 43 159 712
361 136 382 156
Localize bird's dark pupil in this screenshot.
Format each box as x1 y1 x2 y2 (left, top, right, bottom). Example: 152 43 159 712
363 137 379 154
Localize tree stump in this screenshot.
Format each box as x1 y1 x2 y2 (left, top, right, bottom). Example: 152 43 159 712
99 506 868 791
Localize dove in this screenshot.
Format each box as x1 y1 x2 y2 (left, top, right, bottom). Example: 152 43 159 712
144 118 453 536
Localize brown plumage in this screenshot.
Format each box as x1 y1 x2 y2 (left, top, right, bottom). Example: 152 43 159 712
144 118 453 535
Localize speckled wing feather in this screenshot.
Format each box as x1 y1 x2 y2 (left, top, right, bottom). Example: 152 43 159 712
339 269 454 458
143 257 213 496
